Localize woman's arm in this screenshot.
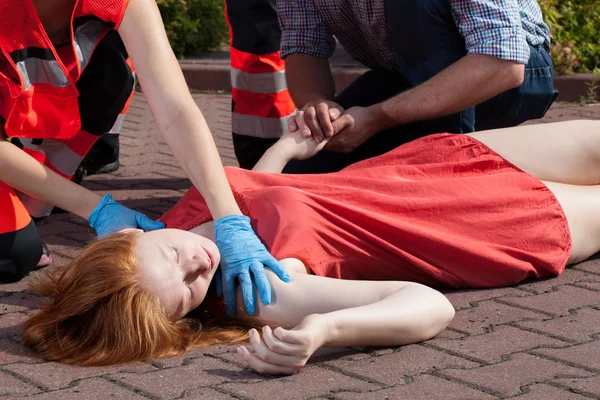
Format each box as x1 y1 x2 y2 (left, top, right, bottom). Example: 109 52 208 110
252 131 329 173
236 269 455 374
0 127 102 219
118 0 239 219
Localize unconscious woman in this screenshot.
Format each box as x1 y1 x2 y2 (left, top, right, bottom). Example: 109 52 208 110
22 119 600 375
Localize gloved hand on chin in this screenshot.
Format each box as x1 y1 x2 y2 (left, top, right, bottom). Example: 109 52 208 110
214 214 290 317
89 194 165 237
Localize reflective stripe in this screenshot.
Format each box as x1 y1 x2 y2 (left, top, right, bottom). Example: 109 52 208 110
232 112 293 139
108 113 126 134
230 68 287 94
15 59 69 90
73 20 106 70
19 138 84 177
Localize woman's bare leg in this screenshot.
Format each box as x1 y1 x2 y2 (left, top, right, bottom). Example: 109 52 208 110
469 120 600 185
542 180 600 264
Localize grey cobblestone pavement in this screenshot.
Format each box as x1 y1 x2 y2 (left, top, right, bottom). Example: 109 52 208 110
1 95 600 399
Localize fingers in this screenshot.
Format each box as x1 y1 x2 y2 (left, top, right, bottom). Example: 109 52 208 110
214 268 223 298
223 273 239 317
262 326 305 357
134 213 166 231
288 114 299 132
295 111 311 139
331 114 354 135
329 107 342 120
316 103 334 138
238 328 306 374
250 261 271 306
238 270 256 315
273 326 306 345
237 346 298 375
304 106 324 142
263 257 291 282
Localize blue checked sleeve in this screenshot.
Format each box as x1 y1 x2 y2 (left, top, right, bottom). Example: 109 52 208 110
450 0 530 64
277 0 336 59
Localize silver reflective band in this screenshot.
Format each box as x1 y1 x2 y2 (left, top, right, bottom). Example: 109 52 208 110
19 138 84 177
16 59 69 90
232 112 292 138
74 20 106 71
108 113 126 134
230 68 287 94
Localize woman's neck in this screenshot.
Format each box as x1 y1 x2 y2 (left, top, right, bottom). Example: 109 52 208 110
188 221 215 241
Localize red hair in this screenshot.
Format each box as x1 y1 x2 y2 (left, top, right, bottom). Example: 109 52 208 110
22 231 248 366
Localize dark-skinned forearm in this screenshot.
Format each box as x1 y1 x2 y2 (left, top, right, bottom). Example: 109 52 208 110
370 54 525 132
285 54 336 108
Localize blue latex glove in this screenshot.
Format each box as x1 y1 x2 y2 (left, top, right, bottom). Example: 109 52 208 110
214 214 290 316
89 194 165 237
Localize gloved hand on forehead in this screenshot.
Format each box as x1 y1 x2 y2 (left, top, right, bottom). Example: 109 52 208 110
214 214 290 317
89 194 165 237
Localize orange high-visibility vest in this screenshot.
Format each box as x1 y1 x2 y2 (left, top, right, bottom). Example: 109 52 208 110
224 0 296 139
0 0 130 219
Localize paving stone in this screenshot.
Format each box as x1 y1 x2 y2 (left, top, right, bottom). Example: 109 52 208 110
217 345 358 369
435 328 467 339
148 345 235 368
531 342 600 372
515 307 600 343
324 344 478 386
573 281 600 292
0 312 27 338
444 288 528 310
571 259 600 276
0 338 41 364
429 325 568 363
500 285 600 316
221 366 378 399
0 292 44 314
182 387 237 399
448 300 544 335
511 383 592 400
4 361 156 391
514 269 600 294
0 370 42 396
109 356 261 400
441 353 592 397
5 378 147 400
0 279 30 293
554 376 600 398
333 374 497 399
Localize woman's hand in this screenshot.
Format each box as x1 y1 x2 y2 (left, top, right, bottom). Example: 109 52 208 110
277 129 330 161
237 315 329 375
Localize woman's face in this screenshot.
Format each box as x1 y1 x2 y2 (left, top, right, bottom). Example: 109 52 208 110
134 229 220 320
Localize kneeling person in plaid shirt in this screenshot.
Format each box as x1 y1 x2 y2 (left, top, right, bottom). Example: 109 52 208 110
279 0 556 174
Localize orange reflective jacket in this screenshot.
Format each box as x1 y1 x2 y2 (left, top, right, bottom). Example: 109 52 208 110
0 0 128 140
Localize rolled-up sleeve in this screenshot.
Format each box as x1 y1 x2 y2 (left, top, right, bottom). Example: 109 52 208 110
450 0 530 64
277 0 336 59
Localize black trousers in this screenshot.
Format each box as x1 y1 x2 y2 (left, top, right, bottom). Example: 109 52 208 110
0 220 43 283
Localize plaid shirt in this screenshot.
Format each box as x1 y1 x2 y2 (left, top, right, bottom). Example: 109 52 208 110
278 0 551 72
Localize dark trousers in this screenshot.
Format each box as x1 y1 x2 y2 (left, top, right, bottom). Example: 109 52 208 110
280 0 556 174
0 220 43 283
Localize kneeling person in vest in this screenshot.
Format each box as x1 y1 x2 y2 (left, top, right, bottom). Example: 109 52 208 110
0 3 158 282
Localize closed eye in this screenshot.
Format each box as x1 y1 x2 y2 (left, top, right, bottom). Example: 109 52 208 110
172 245 181 264
186 282 194 299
